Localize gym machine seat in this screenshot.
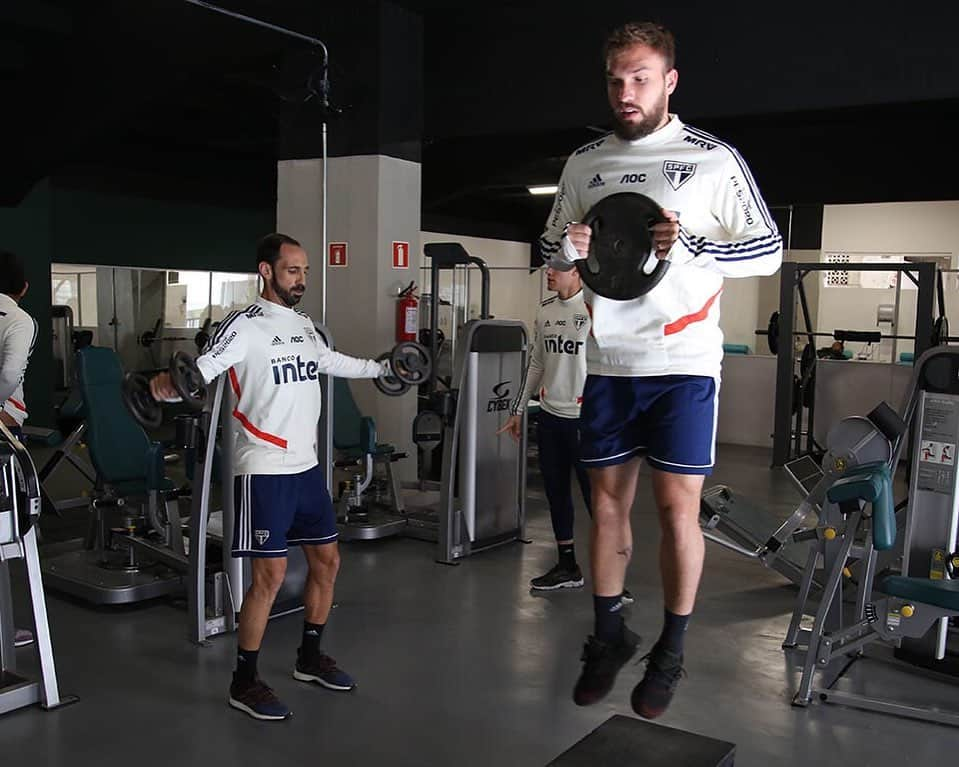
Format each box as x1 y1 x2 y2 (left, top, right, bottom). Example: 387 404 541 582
39 347 184 605
77 347 176 496
333 377 401 461
333 378 407 541
879 576 959 612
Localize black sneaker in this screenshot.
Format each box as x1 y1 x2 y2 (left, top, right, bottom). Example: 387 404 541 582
631 643 686 719
572 625 641 706
228 676 292 721
293 649 356 691
530 563 584 590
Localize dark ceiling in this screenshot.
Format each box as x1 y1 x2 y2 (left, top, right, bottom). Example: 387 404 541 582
3 1 959 242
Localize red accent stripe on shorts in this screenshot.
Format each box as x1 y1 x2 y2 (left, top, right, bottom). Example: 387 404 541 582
7 398 26 412
228 368 287 449
663 288 723 337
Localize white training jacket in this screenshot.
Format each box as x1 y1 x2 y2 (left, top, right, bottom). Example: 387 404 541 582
541 115 783 380
511 291 590 419
195 297 387 476
0 293 38 426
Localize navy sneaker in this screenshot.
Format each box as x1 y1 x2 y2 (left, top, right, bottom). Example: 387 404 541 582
572 625 641 706
293 650 356 691
228 676 292 721
631 643 686 719
530 563 584 591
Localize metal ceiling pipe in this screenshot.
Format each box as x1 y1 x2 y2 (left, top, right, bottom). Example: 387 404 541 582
182 0 332 323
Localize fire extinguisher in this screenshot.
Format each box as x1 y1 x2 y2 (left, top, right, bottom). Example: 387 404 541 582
396 281 418 343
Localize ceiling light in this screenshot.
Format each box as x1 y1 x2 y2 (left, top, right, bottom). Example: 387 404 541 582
527 185 558 195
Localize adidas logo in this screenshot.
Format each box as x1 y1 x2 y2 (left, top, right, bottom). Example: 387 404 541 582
587 174 605 189
271 336 284 346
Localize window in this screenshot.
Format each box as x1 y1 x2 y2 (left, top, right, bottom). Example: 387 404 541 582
51 265 98 326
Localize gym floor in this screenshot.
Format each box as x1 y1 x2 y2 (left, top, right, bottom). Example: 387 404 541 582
3 444 957 766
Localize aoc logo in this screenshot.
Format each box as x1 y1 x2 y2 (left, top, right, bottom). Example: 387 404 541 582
663 161 696 191
487 381 512 413
271 354 320 384
619 172 647 184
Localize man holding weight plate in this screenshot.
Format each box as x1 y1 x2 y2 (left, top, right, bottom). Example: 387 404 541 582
541 21 782 718
151 233 390 721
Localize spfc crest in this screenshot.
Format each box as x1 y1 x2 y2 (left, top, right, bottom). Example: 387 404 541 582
254 529 271 545
573 314 588 331
662 161 696 191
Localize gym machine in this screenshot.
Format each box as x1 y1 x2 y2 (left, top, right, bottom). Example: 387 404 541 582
401 244 529 563
334 244 529 563
758 261 947 467
700 401 901 593
336 244 530 564
0 424 76 714
40 322 343 643
792 346 959 725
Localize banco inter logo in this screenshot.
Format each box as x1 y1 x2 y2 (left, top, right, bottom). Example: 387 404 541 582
487 381 511 413
544 334 584 355
271 354 320 384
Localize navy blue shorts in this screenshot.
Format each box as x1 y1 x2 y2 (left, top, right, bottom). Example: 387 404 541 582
232 464 337 558
579 374 718 475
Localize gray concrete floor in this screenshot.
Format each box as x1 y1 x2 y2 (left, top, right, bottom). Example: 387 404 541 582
3 443 957 766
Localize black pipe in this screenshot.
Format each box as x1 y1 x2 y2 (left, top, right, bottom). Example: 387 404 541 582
430 255 440 395
466 257 491 319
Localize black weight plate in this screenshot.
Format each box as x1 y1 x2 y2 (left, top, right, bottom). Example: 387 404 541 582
767 311 780 356
374 353 410 397
171 351 208 410
577 192 670 300
122 372 162 429
391 341 432 386
412 410 443 450
933 316 950 347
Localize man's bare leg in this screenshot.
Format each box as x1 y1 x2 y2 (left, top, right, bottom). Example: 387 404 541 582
590 458 641 603
631 470 705 719
651 470 705 616
293 542 355 691
573 457 643 706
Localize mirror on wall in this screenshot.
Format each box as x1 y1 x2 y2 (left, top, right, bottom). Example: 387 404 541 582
51 264 261 377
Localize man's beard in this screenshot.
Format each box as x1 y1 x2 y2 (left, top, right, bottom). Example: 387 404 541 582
612 93 668 141
272 277 304 307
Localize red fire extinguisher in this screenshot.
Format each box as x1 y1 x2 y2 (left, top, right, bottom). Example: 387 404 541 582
396 281 418 343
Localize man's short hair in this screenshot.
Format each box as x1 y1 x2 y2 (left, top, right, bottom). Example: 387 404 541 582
256 233 301 269
0 251 26 295
603 22 676 70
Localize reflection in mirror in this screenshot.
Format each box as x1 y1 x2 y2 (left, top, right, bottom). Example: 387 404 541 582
49 264 261 378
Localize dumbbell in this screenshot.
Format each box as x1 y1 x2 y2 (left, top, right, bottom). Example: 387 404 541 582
374 341 432 397
121 351 208 429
